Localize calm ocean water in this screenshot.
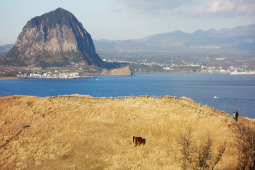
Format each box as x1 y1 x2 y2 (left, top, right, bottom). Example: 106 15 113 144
0 73 255 118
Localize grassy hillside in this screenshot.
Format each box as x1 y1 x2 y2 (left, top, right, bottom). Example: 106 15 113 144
0 95 254 169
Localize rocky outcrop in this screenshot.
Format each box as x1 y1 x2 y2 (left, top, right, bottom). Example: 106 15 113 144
109 66 134 76
1 8 104 67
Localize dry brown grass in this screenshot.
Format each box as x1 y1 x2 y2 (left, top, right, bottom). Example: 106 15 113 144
0 95 252 169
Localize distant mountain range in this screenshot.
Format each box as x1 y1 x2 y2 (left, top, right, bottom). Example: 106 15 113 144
94 24 255 52
1 24 254 60
0 44 14 58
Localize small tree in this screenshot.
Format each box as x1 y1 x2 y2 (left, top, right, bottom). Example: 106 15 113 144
230 120 255 170
198 132 213 170
179 127 195 170
210 142 226 170
178 129 226 170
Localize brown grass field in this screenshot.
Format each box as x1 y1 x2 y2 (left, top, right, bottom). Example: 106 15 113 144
0 95 254 170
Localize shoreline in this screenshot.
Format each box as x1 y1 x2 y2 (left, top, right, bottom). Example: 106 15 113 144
0 76 95 80
0 77 19 80
0 72 223 79
230 72 255 75
2 72 255 80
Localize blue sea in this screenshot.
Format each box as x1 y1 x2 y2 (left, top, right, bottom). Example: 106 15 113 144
0 73 255 118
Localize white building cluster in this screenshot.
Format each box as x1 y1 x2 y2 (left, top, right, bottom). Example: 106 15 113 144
17 71 80 79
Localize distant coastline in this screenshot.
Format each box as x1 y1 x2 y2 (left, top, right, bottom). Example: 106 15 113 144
0 76 94 80
0 77 19 80
1 72 255 80
230 72 255 75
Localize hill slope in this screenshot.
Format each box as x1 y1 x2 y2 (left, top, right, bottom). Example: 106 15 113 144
0 95 254 169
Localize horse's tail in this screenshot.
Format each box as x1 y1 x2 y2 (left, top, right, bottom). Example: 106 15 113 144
133 136 135 143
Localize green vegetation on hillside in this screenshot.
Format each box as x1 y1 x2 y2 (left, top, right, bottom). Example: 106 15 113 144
39 61 66 67
128 63 165 73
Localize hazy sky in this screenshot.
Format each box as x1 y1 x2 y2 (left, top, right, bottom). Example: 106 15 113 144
0 0 255 45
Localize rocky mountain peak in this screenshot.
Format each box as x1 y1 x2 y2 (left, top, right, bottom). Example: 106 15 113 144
1 8 104 67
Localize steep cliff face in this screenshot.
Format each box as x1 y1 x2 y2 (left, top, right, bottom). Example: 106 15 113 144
110 66 134 76
1 8 104 67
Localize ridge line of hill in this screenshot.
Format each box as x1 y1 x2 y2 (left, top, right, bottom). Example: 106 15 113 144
47 94 254 126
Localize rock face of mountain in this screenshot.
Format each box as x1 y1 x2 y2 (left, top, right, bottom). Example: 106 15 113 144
1 8 104 67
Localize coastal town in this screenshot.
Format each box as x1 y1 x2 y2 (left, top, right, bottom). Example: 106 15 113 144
16 70 85 79
103 58 255 74
0 59 249 79
0 56 254 79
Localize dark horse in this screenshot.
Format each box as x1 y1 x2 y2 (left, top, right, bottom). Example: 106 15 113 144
133 136 145 147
